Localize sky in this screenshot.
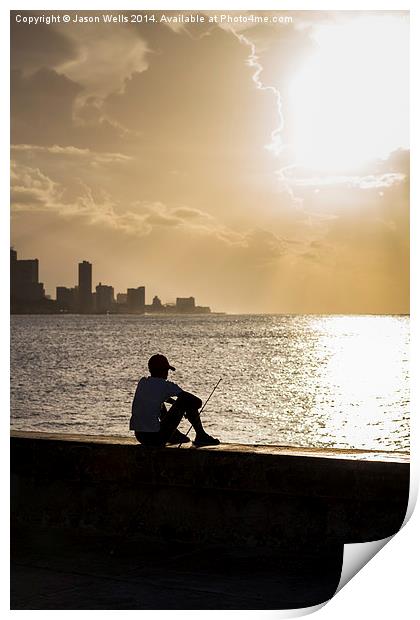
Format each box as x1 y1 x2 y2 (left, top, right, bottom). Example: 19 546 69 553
10 9 409 313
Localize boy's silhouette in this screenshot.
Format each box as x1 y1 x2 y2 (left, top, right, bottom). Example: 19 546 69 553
130 354 220 447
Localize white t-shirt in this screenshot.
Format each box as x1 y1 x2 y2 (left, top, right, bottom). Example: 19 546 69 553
129 376 183 432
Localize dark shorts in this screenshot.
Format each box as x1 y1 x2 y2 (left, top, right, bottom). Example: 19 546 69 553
134 430 166 447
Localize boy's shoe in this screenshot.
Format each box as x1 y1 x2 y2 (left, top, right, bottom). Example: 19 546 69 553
193 433 220 447
167 429 191 445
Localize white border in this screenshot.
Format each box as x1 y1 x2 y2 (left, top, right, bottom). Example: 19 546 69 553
3 1 418 617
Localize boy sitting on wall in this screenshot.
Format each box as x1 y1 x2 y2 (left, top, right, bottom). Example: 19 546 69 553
130 354 220 448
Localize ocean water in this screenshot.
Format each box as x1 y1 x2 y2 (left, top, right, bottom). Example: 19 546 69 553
10 314 409 452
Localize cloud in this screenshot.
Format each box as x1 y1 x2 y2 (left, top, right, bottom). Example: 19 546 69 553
172 206 208 220
10 14 79 72
10 160 246 244
102 24 278 152
296 165 409 310
239 228 288 265
11 67 82 145
11 10 149 101
55 21 149 101
11 144 132 165
280 149 410 229
11 162 62 209
276 145 409 312
287 172 406 189
11 67 132 150
373 148 410 174
120 202 247 245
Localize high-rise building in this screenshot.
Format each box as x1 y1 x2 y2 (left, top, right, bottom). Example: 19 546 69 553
95 282 114 313
78 260 92 313
176 297 195 313
127 287 145 313
11 248 45 303
56 286 77 313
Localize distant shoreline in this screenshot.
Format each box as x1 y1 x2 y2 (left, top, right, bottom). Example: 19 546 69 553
10 312 410 317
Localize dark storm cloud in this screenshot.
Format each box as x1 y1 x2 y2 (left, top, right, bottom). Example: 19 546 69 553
103 24 277 150
11 67 82 145
11 66 132 150
10 12 78 71
11 12 278 155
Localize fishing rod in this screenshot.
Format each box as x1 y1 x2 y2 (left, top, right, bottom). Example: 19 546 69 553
177 377 222 448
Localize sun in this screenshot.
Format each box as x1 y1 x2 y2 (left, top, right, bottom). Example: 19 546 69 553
287 14 409 173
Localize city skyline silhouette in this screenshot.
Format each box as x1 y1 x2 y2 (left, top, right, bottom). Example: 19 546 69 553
11 247 212 314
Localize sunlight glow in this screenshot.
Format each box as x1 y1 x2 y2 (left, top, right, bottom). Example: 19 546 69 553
314 316 409 449
288 15 409 173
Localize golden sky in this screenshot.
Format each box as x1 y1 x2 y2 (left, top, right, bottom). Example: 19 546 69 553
10 10 409 313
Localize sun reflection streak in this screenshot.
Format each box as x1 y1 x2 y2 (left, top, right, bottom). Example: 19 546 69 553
310 316 409 448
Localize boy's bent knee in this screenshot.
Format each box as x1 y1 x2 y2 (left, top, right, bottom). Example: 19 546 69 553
178 391 202 410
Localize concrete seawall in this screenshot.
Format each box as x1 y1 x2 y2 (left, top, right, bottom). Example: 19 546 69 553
11 431 409 549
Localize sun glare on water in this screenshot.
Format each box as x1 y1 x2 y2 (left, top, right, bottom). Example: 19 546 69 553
288 15 409 173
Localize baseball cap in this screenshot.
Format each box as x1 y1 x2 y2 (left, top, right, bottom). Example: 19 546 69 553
148 354 175 373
